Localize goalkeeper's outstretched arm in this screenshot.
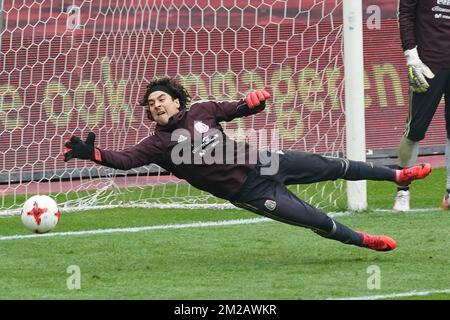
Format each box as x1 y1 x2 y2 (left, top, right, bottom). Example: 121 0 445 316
210 89 271 122
63 132 158 171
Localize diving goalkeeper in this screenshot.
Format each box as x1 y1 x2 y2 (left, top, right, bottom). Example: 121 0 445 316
63 77 432 252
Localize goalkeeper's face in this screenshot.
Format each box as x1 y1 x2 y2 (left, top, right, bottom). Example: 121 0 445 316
147 91 181 125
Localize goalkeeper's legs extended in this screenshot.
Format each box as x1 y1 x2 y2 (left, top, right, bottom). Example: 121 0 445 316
232 178 396 251
263 150 430 186
266 150 396 184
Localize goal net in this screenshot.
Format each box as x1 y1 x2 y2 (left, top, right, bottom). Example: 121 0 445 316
0 0 347 215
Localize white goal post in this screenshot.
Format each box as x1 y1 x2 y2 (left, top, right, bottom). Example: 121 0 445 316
343 0 367 211
0 0 367 215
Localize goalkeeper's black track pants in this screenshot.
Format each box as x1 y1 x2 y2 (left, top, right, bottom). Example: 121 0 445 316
405 67 450 141
231 151 396 246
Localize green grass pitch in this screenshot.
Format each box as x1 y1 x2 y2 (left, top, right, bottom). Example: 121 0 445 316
0 168 449 300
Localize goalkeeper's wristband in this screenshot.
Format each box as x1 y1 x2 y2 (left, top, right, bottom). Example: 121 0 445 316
93 148 102 162
236 99 266 117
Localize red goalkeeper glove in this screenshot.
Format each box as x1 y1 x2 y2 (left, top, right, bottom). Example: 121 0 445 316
245 89 271 109
63 132 101 162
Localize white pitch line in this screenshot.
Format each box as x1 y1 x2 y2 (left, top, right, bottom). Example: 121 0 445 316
374 208 436 213
0 211 352 241
330 288 450 300
0 217 271 241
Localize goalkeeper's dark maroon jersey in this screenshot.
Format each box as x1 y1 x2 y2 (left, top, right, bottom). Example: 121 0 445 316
399 0 450 68
95 100 262 200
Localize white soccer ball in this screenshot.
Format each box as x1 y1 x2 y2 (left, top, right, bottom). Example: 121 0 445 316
20 195 61 233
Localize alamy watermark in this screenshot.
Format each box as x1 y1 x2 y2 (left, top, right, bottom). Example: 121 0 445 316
170 127 281 175
366 5 381 30
67 265 81 290
66 5 81 30
367 265 381 290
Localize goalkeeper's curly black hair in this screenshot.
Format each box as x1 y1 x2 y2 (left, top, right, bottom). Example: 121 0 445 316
140 77 191 109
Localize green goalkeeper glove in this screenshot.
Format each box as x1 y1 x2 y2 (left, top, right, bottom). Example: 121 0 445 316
405 47 435 93
63 132 97 162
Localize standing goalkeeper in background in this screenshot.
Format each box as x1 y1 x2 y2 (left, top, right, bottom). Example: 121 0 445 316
63 77 431 252
394 0 450 211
